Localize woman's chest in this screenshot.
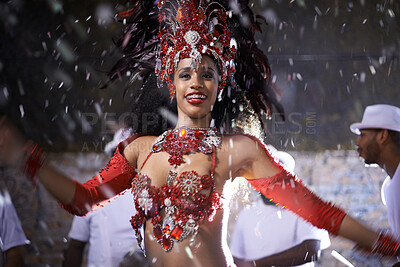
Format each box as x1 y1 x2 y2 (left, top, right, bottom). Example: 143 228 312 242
138 151 214 187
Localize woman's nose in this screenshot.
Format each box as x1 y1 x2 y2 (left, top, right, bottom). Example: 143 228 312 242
190 74 203 89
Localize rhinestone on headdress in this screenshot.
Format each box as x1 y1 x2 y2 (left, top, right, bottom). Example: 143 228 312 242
184 30 201 46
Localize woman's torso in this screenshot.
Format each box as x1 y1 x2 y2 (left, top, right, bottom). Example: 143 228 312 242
129 133 249 266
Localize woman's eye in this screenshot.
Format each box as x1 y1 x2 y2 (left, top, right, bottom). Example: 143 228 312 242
179 73 191 79
202 72 214 79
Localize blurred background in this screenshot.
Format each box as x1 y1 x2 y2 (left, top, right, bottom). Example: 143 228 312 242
1 0 399 266
1 0 399 152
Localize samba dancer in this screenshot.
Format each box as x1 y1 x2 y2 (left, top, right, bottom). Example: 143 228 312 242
0 1 399 266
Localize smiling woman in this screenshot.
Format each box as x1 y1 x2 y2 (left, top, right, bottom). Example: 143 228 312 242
0 0 400 266
174 57 219 128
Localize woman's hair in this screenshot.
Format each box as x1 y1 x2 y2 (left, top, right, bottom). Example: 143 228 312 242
107 0 284 135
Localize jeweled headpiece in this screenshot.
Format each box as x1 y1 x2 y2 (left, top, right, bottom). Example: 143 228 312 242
156 0 237 97
110 1 285 134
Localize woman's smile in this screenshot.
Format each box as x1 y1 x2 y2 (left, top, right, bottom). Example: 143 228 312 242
185 92 208 104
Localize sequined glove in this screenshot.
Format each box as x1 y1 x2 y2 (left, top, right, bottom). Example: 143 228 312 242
353 230 400 258
247 169 346 235
372 231 399 257
60 135 140 215
20 141 46 187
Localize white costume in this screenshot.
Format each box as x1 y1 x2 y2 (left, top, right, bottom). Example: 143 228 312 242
381 163 400 238
68 192 140 267
230 197 330 267
0 188 29 265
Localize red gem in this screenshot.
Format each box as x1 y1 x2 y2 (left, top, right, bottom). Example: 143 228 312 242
163 224 171 234
178 128 187 138
171 225 184 240
154 225 163 240
163 236 172 251
198 9 205 24
194 131 204 139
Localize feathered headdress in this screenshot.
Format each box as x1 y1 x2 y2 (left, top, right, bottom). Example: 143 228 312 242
109 0 284 133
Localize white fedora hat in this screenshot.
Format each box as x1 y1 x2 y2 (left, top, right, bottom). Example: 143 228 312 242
267 145 295 172
350 104 400 135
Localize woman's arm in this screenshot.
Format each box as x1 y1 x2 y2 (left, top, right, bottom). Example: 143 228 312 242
38 164 77 205
0 117 78 204
0 117 141 215
235 134 398 256
56 136 143 215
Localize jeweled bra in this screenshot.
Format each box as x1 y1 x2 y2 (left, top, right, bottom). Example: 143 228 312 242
130 127 222 252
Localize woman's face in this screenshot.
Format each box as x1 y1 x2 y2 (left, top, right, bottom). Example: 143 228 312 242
173 56 219 123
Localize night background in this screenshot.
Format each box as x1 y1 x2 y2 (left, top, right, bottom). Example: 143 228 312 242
1 0 400 152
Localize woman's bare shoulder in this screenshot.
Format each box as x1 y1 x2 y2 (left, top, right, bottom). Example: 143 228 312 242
218 133 267 165
220 133 263 150
123 135 157 163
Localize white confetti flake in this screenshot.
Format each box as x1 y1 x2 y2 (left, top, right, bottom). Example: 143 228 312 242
369 65 376 75
19 105 24 118
185 246 194 259
388 9 395 18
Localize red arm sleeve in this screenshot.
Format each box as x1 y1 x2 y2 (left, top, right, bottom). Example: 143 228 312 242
243 134 346 235
247 170 346 235
60 135 143 215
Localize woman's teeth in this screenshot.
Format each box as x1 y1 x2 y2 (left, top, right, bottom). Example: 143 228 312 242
186 94 206 99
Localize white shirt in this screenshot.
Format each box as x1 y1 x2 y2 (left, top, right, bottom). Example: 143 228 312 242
0 188 29 265
68 192 139 267
381 163 400 238
230 197 330 267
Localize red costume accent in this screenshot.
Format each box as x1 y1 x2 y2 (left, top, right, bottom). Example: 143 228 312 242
60 135 144 215
372 231 400 257
246 171 346 235
242 134 346 235
21 142 46 187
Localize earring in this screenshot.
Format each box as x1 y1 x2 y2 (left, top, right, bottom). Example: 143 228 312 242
217 88 224 102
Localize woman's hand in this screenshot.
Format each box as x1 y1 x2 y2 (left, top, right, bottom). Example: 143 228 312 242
0 116 28 166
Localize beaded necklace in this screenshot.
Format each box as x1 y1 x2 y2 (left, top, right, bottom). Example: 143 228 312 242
152 127 221 186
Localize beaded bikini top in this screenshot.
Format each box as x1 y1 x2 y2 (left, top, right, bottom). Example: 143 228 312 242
130 127 222 252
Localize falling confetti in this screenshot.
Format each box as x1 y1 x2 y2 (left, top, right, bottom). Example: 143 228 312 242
19 105 24 118
369 65 376 75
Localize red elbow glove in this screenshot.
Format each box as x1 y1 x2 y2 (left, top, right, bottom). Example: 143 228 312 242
247 169 346 235
60 136 140 215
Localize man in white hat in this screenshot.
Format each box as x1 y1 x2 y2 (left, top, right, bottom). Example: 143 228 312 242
350 104 400 237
